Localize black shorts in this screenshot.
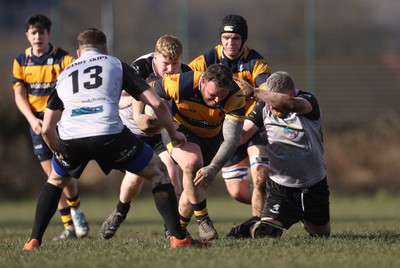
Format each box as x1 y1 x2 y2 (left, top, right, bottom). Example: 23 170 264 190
138 134 166 155
52 126 154 178
262 177 330 229
163 124 223 166
223 127 267 167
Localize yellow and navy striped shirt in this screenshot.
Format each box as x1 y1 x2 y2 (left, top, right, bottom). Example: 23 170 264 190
154 71 246 138
189 44 270 115
12 44 74 115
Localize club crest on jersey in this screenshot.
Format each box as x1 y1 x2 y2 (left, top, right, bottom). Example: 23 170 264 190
27 58 34 65
47 58 54 65
282 127 299 140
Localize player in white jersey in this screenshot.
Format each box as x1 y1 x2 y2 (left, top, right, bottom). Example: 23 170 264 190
229 71 330 239
22 28 210 251
100 35 192 240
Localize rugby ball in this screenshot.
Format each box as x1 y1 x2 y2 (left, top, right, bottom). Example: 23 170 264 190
144 99 170 118
144 104 157 118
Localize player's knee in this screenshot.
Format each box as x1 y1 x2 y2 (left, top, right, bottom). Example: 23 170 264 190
312 224 331 238
250 220 284 238
182 161 202 177
142 155 170 185
223 167 251 203
302 221 331 238
227 188 247 203
125 175 144 189
309 228 330 238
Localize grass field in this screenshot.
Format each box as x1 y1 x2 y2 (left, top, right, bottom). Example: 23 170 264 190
1 193 400 268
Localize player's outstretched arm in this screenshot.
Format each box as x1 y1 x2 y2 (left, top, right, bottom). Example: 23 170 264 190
194 117 243 187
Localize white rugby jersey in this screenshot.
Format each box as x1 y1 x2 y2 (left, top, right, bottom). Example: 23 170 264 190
55 50 149 139
122 53 157 136
249 90 326 188
119 104 143 136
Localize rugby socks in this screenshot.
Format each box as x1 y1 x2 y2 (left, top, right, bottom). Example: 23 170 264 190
66 195 80 208
192 199 209 222
67 195 83 216
152 183 186 240
179 215 192 230
59 207 74 229
31 182 63 242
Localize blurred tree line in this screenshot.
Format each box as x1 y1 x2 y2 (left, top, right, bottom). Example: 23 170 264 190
1 0 400 198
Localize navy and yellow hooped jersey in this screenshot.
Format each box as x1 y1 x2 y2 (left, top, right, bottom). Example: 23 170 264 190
12 44 75 114
189 44 270 115
154 71 246 138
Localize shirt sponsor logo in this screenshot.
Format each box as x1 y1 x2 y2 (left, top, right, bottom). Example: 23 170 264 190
34 144 43 150
115 145 137 163
55 152 71 168
71 106 104 117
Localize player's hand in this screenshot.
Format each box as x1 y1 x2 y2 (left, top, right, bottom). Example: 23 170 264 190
135 114 163 134
234 77 255 100
193 165 217 187
169 131 187 148
30 118 43 135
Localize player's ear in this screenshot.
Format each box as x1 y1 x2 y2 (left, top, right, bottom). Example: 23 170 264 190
76 49 81 57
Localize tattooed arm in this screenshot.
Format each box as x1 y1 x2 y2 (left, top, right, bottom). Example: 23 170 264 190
193 117 244 187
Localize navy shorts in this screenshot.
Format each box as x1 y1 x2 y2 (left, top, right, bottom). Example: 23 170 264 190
262 177 330 229
29 127 52 161
52 126 154 178
163 124 223 166
138 134 166 155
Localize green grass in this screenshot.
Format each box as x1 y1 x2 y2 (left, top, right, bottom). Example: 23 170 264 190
1 193 400 268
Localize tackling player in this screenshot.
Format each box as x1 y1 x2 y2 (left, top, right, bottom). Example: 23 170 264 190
100 35 191 240
22 28 208 250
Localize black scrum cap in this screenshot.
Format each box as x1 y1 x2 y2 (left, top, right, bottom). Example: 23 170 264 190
219 14 248 43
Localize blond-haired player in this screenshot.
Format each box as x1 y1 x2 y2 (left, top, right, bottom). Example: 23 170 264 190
101 35 191 240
